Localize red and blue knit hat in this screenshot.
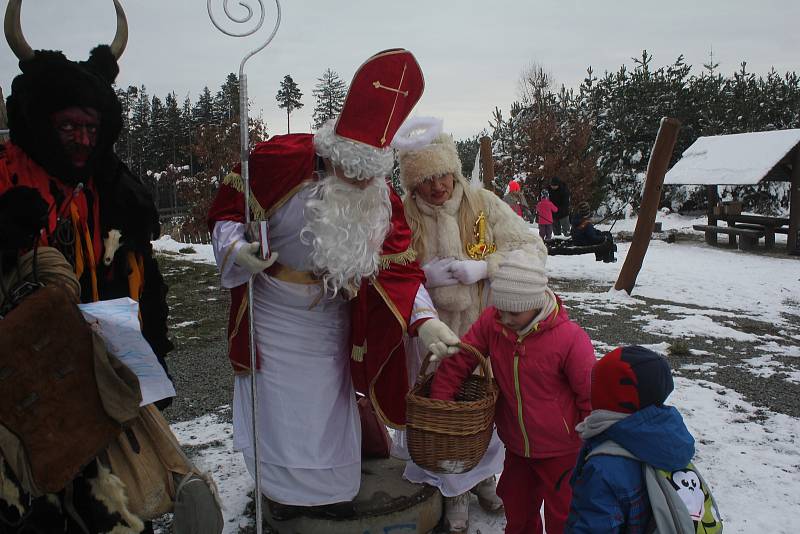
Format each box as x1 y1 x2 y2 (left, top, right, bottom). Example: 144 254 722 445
591 346 674 413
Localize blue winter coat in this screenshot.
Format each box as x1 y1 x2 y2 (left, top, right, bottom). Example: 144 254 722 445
565 405 695 533
570 218 606 246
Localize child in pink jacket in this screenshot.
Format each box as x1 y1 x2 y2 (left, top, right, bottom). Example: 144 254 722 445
536 190 558 240
430 250 595 534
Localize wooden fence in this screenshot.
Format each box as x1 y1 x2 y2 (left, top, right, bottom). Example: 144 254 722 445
159 212 212 245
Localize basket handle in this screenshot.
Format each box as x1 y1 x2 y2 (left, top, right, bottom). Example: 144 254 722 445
417 342 493 388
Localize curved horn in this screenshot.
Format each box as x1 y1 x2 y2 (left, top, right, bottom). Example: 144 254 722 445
4 0 34 62
109 0 128 59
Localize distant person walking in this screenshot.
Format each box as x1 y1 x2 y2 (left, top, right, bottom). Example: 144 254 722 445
549 176 571 236
536 190 558 240
503 180 528 219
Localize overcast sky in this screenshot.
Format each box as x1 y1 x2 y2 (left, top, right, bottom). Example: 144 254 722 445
2 0 797 140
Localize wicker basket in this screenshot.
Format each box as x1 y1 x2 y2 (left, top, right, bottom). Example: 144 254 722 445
406 343 499 474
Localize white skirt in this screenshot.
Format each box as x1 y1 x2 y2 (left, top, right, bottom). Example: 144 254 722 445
232 274 361 506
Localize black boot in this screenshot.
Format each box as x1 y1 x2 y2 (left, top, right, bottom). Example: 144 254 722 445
265 498 304 521
307 501 357 519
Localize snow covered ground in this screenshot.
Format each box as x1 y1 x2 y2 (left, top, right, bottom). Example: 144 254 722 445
153 214 800 533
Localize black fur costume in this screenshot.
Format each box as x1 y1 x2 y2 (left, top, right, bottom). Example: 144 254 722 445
0 47 173 533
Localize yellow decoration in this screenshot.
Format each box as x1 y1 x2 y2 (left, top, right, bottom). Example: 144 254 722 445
379 246 417 270
466 211 496 260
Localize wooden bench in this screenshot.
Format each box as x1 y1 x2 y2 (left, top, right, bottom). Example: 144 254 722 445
731 223 789 249
692 224 765 250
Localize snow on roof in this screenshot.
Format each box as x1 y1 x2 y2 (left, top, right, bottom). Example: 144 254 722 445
664 129 800 185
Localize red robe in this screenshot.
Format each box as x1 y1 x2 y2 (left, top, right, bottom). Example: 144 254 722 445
207 134 424 427
0 143 103 277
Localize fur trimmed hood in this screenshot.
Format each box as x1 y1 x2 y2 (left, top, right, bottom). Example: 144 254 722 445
398 133 463 192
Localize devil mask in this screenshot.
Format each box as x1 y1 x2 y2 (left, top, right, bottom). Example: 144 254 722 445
4 0 128 185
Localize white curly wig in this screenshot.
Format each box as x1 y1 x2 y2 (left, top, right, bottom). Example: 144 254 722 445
313 118 394 181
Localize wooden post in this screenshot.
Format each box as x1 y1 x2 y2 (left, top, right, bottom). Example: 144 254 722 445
789 146 800 255
614 117 681 294
479 136 495 194
0 87 8 143
706 185 719 245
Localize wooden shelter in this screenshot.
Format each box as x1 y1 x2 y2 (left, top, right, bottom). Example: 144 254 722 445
664 129 800 255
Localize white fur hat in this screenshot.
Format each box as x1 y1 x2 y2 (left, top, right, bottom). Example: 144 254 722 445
491 250 549 312
398 133 463 192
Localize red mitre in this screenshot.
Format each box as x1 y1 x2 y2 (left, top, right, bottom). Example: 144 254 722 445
335 49 424 148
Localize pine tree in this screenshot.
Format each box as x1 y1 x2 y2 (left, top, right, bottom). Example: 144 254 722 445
276 74 303 134
129 85 151 178
311 68 347 130
163 92 184 166
149 95 168 172
213 73 240 124
182 95 194 175
193 87 214 128
456 135 482 178
115 85 139 167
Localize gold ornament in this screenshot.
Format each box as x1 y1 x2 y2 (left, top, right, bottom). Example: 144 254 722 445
466 211 496 260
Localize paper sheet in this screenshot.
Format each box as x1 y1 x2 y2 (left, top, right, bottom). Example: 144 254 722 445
78 298 175 406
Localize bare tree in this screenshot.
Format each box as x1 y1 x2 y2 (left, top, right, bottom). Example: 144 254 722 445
517 61 554 112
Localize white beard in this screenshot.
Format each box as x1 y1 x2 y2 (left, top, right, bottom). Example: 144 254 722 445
301 173 392 297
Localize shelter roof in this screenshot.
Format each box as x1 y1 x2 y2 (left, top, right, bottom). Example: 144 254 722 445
664 129 800 185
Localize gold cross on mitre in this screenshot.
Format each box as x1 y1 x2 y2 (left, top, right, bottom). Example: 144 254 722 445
372 80 409 96
374 63 408 146
333 49 423 149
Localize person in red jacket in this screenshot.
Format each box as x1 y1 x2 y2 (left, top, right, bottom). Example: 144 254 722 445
430 250 595 533
535 190 559 240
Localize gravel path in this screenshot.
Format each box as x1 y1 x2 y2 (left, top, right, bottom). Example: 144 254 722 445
157 254 233 424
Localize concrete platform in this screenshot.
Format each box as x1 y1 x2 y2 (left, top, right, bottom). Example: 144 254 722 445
263 457 442 534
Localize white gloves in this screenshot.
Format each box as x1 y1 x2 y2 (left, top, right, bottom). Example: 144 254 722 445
449 259 488 285
234 242 279 275
422 257 489 287
422 257 459 288
418 318 460 361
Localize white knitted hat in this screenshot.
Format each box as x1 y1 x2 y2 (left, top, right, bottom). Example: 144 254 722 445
397 133 463 192
491 250 549 312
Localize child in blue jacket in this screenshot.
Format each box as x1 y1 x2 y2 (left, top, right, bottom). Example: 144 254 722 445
565 346 696 533
570 202 616 263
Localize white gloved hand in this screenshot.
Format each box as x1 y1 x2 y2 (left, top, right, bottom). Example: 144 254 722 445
418 318 460 361
422 257 458 288
449 259 488 285
234 242 279 275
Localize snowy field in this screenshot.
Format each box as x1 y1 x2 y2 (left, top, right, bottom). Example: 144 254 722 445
153 214 800 533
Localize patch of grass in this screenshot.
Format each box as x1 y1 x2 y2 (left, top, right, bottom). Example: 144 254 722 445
668 340 691 356
178 246 196 254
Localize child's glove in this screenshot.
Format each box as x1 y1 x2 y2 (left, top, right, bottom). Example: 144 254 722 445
421 257 458 288
234 242 279 274
449 259 488 285
418 318 460 361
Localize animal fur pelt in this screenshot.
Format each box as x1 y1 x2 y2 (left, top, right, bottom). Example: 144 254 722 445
0 455 145 534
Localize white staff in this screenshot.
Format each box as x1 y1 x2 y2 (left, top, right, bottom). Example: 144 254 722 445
206 2 281 532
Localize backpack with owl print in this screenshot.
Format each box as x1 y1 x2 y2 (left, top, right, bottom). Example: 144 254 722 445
588 440 723 534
